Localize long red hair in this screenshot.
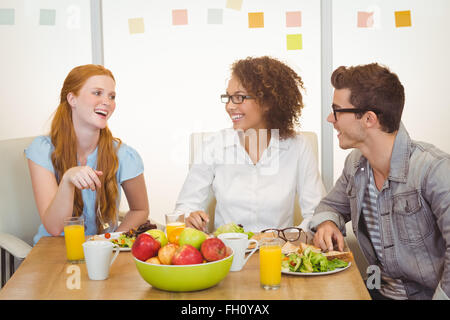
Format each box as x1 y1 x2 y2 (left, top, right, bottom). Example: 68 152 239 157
50 64 121 233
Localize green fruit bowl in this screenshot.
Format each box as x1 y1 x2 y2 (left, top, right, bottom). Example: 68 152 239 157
133 250 234 292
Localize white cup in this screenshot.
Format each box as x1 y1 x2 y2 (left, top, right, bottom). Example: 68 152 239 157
218 233 258 272
82 241 120 280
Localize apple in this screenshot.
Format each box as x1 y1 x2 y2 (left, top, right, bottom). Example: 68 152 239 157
131 233 161 261
158 243 179 265
178 227 207 250
145 256 161 264
172 244 204 265
146 229 168 247
200 238 226 262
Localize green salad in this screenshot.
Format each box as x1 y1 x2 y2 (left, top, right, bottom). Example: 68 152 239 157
111 234 135 248
213 222 254 239
282 247 348 273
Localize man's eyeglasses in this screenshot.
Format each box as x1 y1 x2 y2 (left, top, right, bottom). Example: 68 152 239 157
221 94 254 104
332 106 381 121
260 227 306 242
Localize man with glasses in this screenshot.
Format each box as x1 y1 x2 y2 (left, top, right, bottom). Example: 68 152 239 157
310 63 450 300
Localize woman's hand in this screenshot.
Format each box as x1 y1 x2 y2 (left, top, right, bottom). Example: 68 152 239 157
62 166 103 191
186 211 209 232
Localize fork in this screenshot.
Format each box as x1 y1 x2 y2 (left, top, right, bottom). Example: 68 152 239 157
96 204 110 233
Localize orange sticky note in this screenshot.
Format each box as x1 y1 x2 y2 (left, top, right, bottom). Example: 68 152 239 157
128 18 145 34
395 10 411 27
172 9 188 26
357 12 374 28
287 34 302 50
286 11 302 27
248 12 264 28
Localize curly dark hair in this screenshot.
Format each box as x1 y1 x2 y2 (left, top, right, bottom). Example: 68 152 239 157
231 56 305 139
331 63 405 133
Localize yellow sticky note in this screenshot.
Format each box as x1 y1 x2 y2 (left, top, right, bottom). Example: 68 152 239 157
128 18 145 34
248 12 264 28
226 0 243 11
395 10 411 27
287 34 302 50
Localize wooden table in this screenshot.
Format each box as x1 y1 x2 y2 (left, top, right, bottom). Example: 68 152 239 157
0 236 371 300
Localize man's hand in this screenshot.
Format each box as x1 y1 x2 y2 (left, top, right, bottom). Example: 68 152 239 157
313 220 345 252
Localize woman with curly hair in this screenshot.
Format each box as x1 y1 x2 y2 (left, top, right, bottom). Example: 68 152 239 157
175 56 325 233
26 64 149 244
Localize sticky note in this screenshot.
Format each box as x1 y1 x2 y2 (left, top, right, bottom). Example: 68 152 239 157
357 11 374 28
226 0 243 11
287 34 302 50
172 9 188 25
128 18 145 34
208 9 223 24
395 10 412 27
0 8 14 25
248 12 264 28
286 11 302 27
39 9 56 26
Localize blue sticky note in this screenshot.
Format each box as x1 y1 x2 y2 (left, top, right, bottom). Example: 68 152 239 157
0 8 15 25
40 9 56 26
208 8 223 24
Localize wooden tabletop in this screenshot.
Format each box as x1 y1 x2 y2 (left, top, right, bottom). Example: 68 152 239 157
0 236 371 300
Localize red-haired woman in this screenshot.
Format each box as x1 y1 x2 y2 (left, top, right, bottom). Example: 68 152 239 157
25 64 149 244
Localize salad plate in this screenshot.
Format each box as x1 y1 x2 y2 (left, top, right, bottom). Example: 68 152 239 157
282 262 351 276
88 232 132 251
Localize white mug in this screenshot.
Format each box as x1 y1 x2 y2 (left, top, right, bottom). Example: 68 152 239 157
218 233 258 272
82 241 120 280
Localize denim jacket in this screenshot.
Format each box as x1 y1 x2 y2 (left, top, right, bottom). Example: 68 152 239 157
310 123 450 300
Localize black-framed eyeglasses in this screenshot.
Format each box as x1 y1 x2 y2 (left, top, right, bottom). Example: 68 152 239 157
221 94 254 104
260 227 306 242
332 106 381 121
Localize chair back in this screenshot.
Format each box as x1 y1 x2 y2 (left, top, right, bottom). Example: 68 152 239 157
189 131 319 231
0 137 41 246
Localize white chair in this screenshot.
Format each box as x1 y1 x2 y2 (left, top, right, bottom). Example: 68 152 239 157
0 136 41 287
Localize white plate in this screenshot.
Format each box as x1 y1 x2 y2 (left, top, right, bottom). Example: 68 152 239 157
282 262 351 276
88 232 133 251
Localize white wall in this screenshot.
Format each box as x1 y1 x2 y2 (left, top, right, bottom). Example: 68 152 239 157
102 0 322 225
0 0 92 140
332 0 450 182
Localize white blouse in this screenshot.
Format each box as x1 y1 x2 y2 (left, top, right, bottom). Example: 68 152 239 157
175 129 326 233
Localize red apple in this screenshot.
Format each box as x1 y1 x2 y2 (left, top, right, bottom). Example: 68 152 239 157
158 243 179 265
200 238 226 262
172 244 203 265
131 233 161 261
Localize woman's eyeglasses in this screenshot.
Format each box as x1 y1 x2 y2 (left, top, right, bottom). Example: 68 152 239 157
221 94 254 104
260 227 306 242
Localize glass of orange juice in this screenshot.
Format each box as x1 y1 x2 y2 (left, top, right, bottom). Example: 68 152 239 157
259 238 283 290
64 216 85 263
165 211 185 242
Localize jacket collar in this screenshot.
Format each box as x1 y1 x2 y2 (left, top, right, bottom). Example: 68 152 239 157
350 122 411 183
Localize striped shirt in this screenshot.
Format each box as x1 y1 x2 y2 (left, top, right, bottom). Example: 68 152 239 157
362 164 408 300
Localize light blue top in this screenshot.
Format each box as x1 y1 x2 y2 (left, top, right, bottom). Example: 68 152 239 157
25 136 144 245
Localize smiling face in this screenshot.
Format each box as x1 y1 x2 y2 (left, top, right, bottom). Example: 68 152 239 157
327 88 366 150
225 76 267 132
67 75 116 131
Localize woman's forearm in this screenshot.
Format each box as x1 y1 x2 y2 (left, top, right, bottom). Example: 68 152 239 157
116 209 149 232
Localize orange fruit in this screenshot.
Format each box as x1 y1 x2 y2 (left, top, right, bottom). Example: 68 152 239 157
168 227 184 245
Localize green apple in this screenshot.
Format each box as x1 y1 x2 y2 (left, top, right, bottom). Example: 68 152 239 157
178 227 207 250
145 229 168 247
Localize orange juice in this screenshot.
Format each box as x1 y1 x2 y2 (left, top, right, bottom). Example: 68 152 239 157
64 224 85 262
259 244 282 288
166 222 185 240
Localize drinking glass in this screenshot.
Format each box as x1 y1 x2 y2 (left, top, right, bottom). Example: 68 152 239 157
64 216 85 263
259 238 283 290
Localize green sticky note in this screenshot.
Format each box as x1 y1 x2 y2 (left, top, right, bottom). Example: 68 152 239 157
287 34 302 50
0 8 15 25
40 9 56 26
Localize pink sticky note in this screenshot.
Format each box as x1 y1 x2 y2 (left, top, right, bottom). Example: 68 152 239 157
357 11 374 28
172 9 188 25
286 11 302 27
